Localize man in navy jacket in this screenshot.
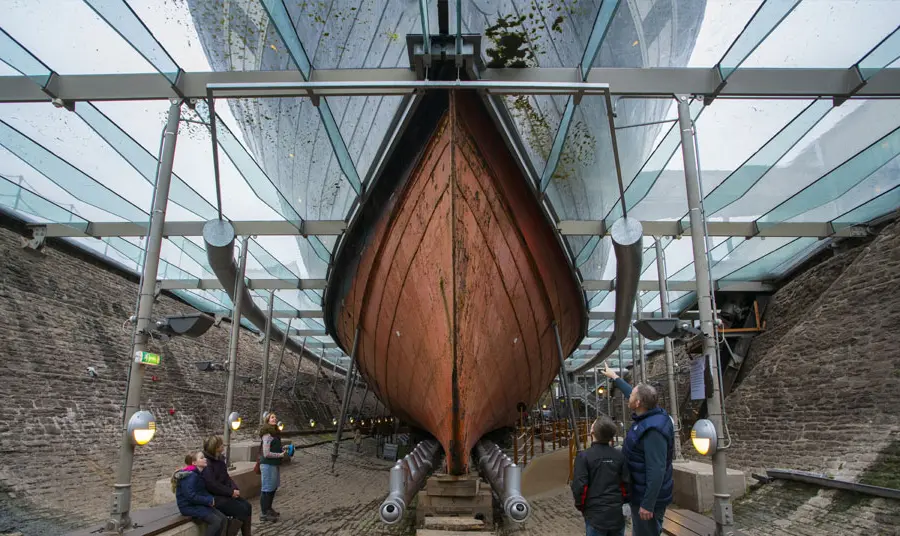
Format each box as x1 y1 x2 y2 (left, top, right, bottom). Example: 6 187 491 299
602 362 674 536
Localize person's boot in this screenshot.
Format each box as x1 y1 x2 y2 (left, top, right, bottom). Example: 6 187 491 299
268 490 280 517
259 492 274 522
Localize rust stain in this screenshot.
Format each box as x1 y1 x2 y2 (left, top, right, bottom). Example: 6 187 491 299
334 91 584 473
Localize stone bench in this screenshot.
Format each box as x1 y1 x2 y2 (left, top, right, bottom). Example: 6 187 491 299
672 460 746 513
153 461 260 506
63 502 240 536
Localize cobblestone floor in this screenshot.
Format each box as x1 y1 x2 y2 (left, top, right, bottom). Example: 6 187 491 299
245 440 591 536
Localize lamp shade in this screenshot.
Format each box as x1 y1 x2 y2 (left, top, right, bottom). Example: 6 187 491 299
128 410 156 446
277 421 285 431
691 419 717 456
228 411 241 431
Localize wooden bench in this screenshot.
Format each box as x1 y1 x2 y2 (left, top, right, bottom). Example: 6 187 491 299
663 508 745 536
64 502 241 536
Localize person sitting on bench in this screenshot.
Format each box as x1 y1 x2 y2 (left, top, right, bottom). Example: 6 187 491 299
202 435 252 535
172 451 227 536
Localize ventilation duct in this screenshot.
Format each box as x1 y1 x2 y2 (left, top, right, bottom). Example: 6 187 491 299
570 217 643 375
203 219 350 376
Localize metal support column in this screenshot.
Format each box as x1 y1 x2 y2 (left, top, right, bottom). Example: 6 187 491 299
291 335 308 395
619 349 627 430
637 296 647 383
331 326 361 471
593 367 599 419
630 325 639 384
655 237 683 461
552 322 581 452
107 99 182 532
223 235 250 468
259 291 275 423
267 319 292 412
677 96 733 535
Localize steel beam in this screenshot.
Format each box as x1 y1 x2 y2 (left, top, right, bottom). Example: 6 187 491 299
3 68 899 102
582 279 774 293
158 277 773 292
222 235 250 470
33 219 862 239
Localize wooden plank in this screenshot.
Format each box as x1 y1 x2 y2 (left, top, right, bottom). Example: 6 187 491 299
422 516 486 530
663 508 714 536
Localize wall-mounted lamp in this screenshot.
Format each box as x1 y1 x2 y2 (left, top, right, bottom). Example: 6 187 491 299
128 410 156 446
277 421 285 431
228 411 242 431
309 419 316 428
691 419 717 456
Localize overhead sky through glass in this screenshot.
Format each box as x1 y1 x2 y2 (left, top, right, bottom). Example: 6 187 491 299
0 0 898 373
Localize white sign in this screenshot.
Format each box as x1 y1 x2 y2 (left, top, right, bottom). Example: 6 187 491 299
690 356 707 400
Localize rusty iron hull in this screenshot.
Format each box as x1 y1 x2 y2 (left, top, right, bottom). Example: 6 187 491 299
327 91 584 473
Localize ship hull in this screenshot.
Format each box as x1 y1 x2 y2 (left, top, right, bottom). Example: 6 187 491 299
328 91 584 473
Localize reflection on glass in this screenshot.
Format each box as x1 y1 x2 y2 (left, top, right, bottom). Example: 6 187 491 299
832 186 900 231
717 0 800 78
857 28 900 81
760 127 900 226
0 28 53 85
84 0 179 81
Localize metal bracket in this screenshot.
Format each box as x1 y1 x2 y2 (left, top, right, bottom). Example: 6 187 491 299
712 495 734 525
22 225 47 250
704 65 726 106
574 66 585 105
41 72 75 112
154 281 162 299
833 64 866 107
407 34 483 79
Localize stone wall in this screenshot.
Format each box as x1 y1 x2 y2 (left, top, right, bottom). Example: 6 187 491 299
0 221 378 531
725 221 900 480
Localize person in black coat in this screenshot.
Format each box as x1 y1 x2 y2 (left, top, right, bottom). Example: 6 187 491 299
172 452 227 536
571 416 631 536
202 435 252 535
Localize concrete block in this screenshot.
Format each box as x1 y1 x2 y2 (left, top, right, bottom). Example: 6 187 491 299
229 441 259 463
152 462 260 506
422 516 486 530
416 489 493 527
671 460 746 513
426 475 481 497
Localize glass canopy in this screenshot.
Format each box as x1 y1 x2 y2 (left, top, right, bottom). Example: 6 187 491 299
1 0 898 373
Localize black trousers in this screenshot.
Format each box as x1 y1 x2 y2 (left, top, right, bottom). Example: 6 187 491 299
214 496 252 534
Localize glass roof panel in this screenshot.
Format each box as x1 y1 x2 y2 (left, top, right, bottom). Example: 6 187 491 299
0 104 153 216
469 1 600 69
631 99 814 222
686 0 764 67
0 173 89 229
741 1 900 69
84 0 180 81
760 128 900 227
721 237 818 281
220 97 355 222
716 0 799 79
327 95 404 183
0 29 53 85
544 94 615 222
183 0 297 72
717 99 900 220
858 27 900 81
2 0 157 74
298 0 419 70
832 185 900 232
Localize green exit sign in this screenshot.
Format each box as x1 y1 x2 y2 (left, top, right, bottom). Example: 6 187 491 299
134 351 161 366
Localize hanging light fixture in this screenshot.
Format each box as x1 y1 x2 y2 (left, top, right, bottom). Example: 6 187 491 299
691 419 717 456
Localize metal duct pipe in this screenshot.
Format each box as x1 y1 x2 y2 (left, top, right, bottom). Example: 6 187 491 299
474 440 531 522
379 439 441 524
202 219 350 376
571 217 643 375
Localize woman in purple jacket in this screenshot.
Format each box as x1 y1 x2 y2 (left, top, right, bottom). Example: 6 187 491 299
202 435 252 535
171 451 227 536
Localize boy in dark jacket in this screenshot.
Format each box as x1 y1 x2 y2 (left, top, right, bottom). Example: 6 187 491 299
571 416 630 536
